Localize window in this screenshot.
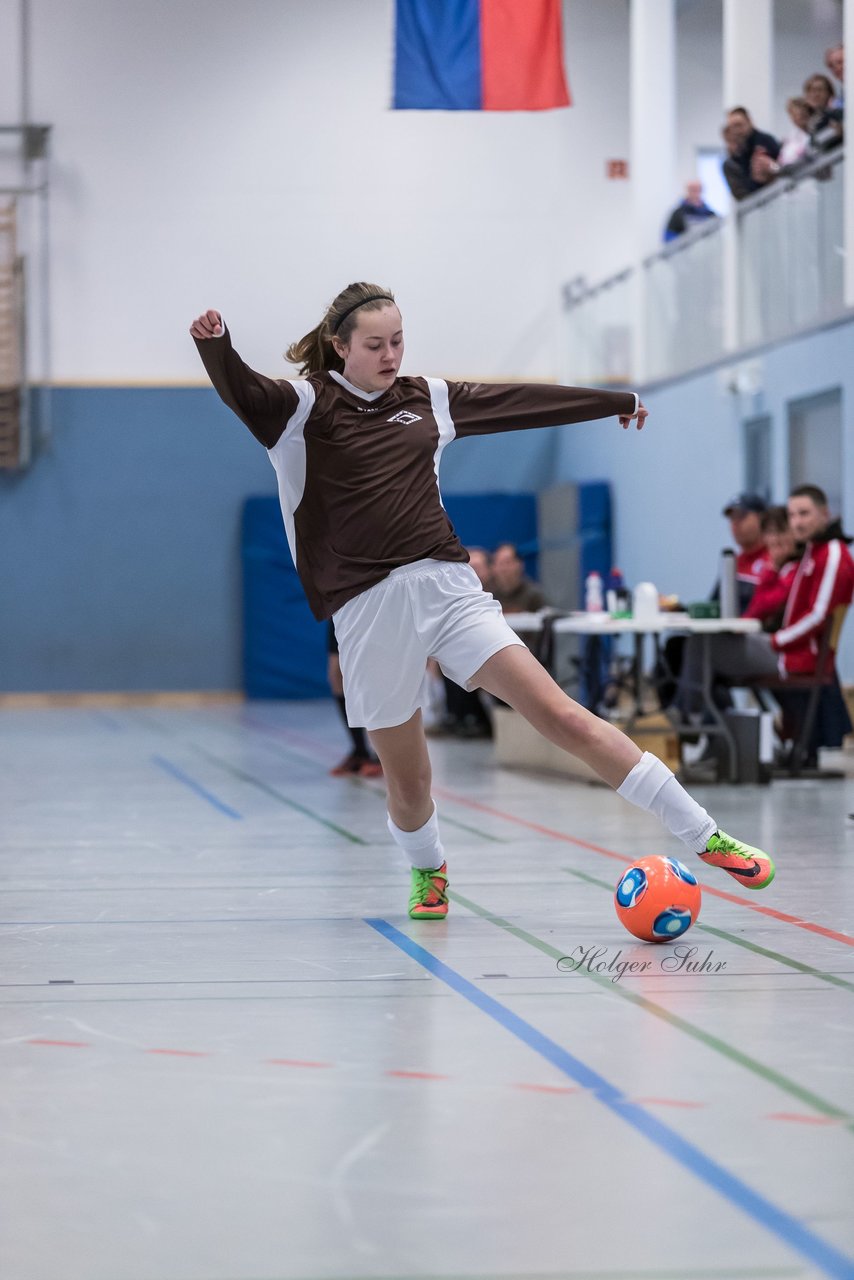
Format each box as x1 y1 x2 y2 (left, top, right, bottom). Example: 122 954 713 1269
788 389 843 516
743 415 772 501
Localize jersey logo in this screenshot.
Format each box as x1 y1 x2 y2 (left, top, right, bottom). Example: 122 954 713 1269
386 410 422 425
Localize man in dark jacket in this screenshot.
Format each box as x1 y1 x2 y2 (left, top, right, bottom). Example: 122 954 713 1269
722 107 781 200
663 181 718 241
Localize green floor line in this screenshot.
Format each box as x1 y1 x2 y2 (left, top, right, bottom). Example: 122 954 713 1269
189 745 366 845
354 776 504 842
230 1269 805 1280
236 720 503 842
448 888 853 1128
562 865 854 995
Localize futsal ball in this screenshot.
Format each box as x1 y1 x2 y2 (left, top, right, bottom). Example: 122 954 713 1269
614 856 702 943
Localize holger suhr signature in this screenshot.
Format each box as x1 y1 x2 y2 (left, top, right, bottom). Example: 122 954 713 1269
556 944 726 983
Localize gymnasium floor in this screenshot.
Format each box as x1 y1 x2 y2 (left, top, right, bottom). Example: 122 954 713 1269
2 699 854 1280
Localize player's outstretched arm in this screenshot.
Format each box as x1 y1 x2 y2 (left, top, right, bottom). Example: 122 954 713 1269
189 309 298 448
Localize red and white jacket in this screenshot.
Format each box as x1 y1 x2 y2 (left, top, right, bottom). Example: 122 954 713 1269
743 558 800 628
770 528 854 675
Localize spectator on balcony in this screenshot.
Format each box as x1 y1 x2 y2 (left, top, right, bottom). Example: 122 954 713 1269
722 107 781 200
825 44 844 108
803 73 844 152
776 97 812 169
663 180 717 243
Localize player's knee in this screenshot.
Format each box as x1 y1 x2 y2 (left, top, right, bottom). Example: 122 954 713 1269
386 767 432 814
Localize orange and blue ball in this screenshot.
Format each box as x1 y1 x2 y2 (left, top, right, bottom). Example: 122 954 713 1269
614 855 702 943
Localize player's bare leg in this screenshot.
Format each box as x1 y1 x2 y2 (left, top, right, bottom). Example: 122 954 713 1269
473 645 775 889
369 711 449 918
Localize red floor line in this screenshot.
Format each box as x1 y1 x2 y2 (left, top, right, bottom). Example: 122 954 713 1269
513 1082 580 1094
266 1058 334 1069
27 1038 90 1048
431 783 854 948
145 1048 211 1058
18 1043 840 1123
385 1069 451 1080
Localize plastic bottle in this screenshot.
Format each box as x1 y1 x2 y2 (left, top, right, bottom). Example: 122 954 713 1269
606 567 625 615
585 571 604 613
719 549 737 618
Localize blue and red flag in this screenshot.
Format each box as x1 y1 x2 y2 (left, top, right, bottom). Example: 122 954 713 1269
393 0 571 112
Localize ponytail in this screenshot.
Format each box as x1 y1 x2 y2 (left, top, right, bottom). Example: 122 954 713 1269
285 281 396 376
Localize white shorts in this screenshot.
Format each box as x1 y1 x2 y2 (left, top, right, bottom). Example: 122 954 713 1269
332 558 526 730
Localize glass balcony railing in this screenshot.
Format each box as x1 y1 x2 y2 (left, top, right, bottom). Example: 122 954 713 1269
562 148 848 386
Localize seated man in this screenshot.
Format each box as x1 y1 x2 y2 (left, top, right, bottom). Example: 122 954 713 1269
658 493 770 707
491 542 548 613
718 492 772 613
674 485 854 717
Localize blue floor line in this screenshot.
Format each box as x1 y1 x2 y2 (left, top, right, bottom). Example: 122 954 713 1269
365 917 854 1280
150 755 243 820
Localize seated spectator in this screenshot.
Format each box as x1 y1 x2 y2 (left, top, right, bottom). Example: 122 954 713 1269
722 107 781 200
825 44 844 108
744 506 800 631
491 543 548 613
663 180 717 242
467 546 493 592
719 493 773 614
802 73 844 151
657 492 770 709
673 485 854 719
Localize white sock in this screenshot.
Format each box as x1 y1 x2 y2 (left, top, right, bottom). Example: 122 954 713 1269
387 803 445 870
617 752 717 852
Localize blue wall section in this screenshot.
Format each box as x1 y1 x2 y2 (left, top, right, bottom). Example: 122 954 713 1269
0 388 276 691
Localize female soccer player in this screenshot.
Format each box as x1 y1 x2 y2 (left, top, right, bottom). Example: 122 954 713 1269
190 282 775 919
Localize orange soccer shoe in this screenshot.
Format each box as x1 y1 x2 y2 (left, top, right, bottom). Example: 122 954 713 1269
698 830 776 890
408 862 449 920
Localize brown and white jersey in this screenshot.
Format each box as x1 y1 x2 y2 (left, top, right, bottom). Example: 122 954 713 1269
194 329 637 620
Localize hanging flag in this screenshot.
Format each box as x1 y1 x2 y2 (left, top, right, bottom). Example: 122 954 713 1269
393 0 571 112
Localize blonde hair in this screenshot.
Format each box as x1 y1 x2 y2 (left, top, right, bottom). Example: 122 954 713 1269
285 282 397 376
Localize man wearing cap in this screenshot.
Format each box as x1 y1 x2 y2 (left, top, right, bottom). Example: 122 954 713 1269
720 493 773 614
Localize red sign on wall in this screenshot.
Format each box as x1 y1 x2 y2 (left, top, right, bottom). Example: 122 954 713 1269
606 159 630 179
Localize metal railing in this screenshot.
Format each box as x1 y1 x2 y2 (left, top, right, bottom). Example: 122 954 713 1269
562 148 847 386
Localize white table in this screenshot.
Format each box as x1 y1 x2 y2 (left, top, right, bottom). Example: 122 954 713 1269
504 610 762 782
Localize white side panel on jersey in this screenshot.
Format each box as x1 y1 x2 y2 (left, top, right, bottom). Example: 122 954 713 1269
266 380 316 565
424 377 456 510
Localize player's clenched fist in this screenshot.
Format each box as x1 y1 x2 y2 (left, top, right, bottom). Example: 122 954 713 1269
189 309 224 339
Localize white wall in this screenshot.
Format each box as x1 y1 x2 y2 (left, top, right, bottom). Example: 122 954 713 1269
7 0 844 384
